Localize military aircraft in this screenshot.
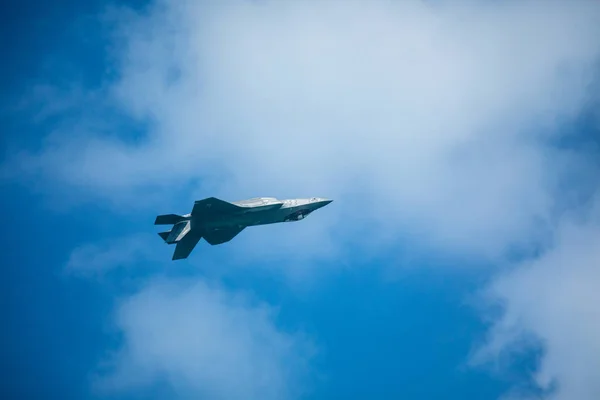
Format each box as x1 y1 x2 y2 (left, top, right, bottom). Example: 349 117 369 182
154 196 333 260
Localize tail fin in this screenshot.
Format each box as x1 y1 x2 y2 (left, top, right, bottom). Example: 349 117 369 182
154 214 185 225
158 225 201 260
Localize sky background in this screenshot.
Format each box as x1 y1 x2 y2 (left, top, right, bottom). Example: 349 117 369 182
1 1 600 400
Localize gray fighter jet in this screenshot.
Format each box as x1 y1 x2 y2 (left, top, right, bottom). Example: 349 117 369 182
154 196 333 260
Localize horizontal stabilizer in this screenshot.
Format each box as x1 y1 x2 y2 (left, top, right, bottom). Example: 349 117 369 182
154 214 185 225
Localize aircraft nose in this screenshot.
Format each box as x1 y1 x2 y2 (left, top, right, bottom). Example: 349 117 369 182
308 197 333 209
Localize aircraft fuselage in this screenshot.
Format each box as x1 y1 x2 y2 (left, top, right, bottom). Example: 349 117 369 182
154 196 332 260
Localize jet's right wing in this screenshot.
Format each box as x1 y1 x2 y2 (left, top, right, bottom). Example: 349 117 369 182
172 232 202 260
191 197 243 217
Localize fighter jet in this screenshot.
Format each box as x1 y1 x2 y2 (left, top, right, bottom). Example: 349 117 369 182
154 196 333 260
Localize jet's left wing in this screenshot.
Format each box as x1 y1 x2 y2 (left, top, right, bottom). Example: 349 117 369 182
203 226 245 246
192 197 243 217
172 232 202 260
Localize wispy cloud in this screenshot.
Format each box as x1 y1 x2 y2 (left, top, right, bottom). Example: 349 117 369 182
473 198 600 400
64 233 316 400
94 278 314 400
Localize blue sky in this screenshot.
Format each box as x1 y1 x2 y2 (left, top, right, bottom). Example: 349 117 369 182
2 1 600 400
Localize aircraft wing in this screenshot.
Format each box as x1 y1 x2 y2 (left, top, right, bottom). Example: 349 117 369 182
172 232 202 260
203 226 245 246
192 197 243 217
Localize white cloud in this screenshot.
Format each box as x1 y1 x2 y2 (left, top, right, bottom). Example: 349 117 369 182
10 0 600 259
94 278 314 400
473 200 600 400
60 228 318 399
63 235 314 400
